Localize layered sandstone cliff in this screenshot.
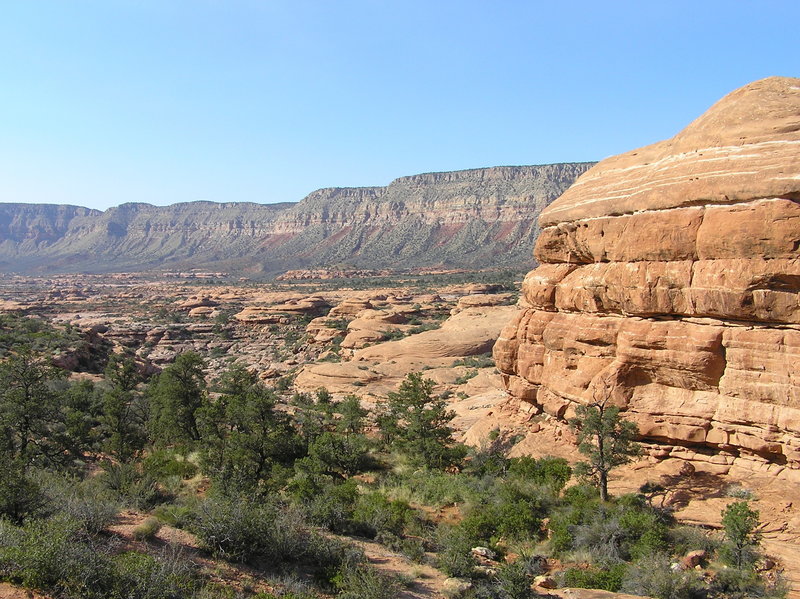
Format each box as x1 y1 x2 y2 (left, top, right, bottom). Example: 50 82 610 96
0 163 593 274
494 77 800 478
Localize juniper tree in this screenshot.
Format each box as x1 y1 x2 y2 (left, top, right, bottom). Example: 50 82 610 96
379 372 466 470
569 399 641 502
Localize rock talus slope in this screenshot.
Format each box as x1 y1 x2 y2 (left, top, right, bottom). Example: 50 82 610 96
494 77 800 479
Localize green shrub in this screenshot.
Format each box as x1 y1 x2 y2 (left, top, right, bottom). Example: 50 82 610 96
563 564 627 592
667 525 720 557
143 450 198 480
153 503 194 528
99 462 166 510
113 548 199 598
306 479 358 533
507 456 572 491
621 554 705 599
132 517 162 541
352 492 415 538
0 515 116 598
192 497 281 563
436 525 478 578
335 563 401 599
0 459 50 525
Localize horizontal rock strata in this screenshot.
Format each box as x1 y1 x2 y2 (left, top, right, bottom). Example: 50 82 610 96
495 77 800 477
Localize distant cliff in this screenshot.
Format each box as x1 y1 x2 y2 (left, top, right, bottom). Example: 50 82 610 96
0 163 594 275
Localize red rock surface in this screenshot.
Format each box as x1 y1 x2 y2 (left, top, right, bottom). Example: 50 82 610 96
495 77 800 479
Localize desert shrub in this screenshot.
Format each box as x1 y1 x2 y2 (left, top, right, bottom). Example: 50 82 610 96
192 496 281 562
707 567 787 599
379 469 479 507
334 562 401 599
99 462 166 509
436 525 478 578
0 458 48 524
621 553 705 599
113 548 199 599
133 516 163 541
493 559 537 599
667 525 720 557
351 492 415 538
507 456 572 491
192 496 323 568
562 564 627 592
0 515 116 597
143 450 198 480
375 532 427 562
33 471 118 535
550 490 668 563
153 503 194 528
306 479 358 533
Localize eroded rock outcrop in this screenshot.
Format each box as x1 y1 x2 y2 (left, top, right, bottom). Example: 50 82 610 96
494 77 800 478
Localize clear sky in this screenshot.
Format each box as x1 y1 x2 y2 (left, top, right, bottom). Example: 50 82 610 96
1 1 798 211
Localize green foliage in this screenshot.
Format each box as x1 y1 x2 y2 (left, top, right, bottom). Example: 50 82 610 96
101 354 147 461
721 500 761 569
0 456 47 523
308 431 372 478
459 483 545 545
494 559 537 599
621 553 705 599
148 351 208 447
99 462 165 510
143 449 198 480
132 516 162 541
198 364 303 495
563 563 627 592
436 525 478 578
0 348 75 467
379 372 466 470
351 492 416 538
549 490 669 564
569 400 641 501
336 394 368 436
451 353 495 369
507 455 572 491
335 563 402 599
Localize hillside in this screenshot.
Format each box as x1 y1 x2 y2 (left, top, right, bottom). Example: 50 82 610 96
0 163 593 275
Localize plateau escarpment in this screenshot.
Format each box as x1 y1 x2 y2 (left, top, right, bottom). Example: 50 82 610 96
494 77 800 479
0 163 593 274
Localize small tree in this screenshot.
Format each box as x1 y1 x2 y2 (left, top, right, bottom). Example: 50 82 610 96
721 500 761 569
148 351 207 446
569 399 641 501
379 372 465 470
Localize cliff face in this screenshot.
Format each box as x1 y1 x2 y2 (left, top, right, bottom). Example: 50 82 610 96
494 77 800 478
0 163 593 274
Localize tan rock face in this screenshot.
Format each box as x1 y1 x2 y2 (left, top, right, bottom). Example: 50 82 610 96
495 77 800 477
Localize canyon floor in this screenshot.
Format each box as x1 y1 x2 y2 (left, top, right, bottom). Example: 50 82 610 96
0 268 795 597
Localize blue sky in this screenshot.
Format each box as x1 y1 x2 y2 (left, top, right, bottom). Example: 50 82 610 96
1 0 798 210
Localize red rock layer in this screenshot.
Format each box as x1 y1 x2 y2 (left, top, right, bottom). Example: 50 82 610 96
494 77 800 478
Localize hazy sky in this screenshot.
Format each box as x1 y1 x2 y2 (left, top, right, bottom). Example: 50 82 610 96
1 1 798 210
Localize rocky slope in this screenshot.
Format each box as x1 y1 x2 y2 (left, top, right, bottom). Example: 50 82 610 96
0 163 593 275
494 77 800 480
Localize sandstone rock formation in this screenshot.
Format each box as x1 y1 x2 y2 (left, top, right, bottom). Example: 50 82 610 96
494 77 800 478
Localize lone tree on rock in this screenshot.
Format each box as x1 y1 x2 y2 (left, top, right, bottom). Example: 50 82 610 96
569 398 641 501
721 500 761 569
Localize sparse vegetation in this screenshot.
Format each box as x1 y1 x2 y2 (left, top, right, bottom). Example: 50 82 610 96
0 294 787 599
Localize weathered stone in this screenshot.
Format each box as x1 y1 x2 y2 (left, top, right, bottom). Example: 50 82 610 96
495 77 800 476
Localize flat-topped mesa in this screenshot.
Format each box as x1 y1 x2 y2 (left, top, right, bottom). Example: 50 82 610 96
494 77 800 478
